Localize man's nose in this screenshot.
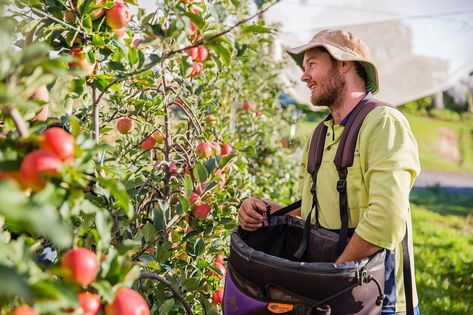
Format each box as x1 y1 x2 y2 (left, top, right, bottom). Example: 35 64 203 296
301 69 310 82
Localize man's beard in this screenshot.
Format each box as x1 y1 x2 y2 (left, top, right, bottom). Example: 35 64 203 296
310 64 346 110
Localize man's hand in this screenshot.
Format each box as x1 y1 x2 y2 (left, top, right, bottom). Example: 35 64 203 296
237 197 268 231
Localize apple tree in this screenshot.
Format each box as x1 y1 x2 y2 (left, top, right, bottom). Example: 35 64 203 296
0 0 300 313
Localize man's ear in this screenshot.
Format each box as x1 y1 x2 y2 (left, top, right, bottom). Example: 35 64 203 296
339 60 355 74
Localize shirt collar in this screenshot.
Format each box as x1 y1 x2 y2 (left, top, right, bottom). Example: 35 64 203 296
338 92 372 126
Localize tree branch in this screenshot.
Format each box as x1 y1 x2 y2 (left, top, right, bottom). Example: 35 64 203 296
7 107 28 138
139 272 194 315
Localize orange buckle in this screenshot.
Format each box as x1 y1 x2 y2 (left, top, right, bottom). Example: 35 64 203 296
267 302 294 313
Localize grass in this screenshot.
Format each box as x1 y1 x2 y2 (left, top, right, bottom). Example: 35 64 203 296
294 110 473 174
411 188 473 314
404 113 473 173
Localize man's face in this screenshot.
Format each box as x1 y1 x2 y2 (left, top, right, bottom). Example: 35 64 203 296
301 48 345 109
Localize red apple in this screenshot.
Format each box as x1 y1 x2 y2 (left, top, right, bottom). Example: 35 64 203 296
140 135 156 151
215 168 226 189
106 1 131 29
196 141 212 158
10 305 38 315
69 48 95 76
184 166 192 176
213 261 226 279
186 47 198 60
215 254 224 264
39 127 75 161
91 0 106 20
116 117 134 134
105 288 150 315
32 85 49 103
112 27 126 37
30 85 49 121
242 102 252 111
220 144 232 156
255 111 262 117
190 62 203 77
193 202 211 219
31 105 49 122
190 21 198 33
194 182 204 195
64 10 75 23
212 289 224 305
205 115 217 127
161 163 177 175
61 248 99 287
196 46 208 62
210 141 221 156
79 292 101 315
189 192 199 204
20 150 62 191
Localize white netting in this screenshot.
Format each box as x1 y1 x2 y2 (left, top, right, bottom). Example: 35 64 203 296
266 0 473 106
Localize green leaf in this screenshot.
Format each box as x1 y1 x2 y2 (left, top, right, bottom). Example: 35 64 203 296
143 222 156 243
242 24 272 34
108 61 125 71
93 74 115 92
96 211 113 250
0 265 33 302
128 47 139 66
152 208 165 232
97 177 134 219
207 42 231 66
177 196 189 215
150 24 165 37
184 174 193 198
159 299 175 315
0 182 72 249
182 277 200 291
194 238 205 256
193 162 208 183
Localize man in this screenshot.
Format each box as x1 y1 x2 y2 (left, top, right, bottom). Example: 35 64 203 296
238 30 421 314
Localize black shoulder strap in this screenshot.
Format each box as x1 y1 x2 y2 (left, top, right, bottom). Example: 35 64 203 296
333 99 382 254
403 224 415 315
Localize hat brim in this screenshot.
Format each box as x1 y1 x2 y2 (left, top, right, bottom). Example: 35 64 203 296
286 43 379 94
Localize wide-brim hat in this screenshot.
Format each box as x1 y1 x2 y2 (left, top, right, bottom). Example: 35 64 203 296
286 29 379 94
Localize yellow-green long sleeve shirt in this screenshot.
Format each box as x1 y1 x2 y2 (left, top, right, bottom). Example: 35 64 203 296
298 105 420 313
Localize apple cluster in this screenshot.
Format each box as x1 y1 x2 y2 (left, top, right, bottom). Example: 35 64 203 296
5 128 76 192
66 0 132 75
196 141 232 159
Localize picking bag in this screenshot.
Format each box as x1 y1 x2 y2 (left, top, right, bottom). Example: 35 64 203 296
223 99 397 314
223 212 385 315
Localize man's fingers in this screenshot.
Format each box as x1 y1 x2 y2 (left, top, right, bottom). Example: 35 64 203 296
238 212 262 231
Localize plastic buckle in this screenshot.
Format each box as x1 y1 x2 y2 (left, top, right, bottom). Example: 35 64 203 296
336 179 346 192
356 269 369 285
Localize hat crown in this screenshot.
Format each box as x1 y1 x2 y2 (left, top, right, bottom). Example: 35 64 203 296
312 30 370 60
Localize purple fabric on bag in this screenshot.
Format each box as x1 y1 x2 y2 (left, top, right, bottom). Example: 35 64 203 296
223 270 268 315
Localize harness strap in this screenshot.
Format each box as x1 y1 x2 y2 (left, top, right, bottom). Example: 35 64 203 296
402 224 414 315
333 99 381 254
